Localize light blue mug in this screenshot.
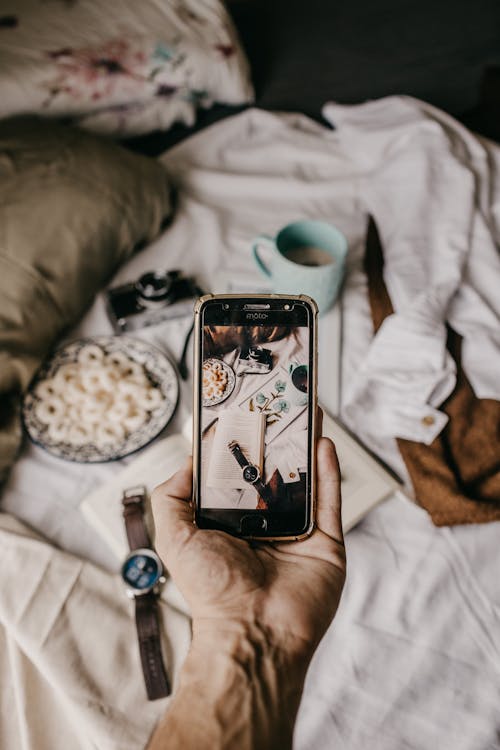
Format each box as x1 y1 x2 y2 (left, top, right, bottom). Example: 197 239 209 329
252 219 348 314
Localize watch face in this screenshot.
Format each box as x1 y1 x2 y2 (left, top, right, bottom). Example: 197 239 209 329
121 551 162 592
243 465 259 483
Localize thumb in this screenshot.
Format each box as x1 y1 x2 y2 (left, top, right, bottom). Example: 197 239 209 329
315 437 343 545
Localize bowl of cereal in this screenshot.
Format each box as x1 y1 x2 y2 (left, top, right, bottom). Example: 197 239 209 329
202 358 235 407
23 336 178 462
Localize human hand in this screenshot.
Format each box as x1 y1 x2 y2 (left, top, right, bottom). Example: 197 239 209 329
151 433 345 663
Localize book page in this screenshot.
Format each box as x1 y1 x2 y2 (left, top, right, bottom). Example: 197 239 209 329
206 409 265 489
321 410 401 531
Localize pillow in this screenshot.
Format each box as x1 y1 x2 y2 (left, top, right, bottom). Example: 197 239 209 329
0 116 172 486
0 0 254 136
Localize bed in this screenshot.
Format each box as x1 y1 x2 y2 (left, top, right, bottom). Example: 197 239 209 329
1 2 500 749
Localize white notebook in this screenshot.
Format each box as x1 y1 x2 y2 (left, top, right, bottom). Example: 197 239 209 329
80 409 400 561
206 410 266 489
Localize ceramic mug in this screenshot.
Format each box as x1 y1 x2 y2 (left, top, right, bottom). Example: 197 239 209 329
252 219 348 314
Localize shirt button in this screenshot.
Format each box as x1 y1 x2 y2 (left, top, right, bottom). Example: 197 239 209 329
289 472 296 479
421 415 435 426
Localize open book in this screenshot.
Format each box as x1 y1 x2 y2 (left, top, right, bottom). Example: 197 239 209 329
206 410 265 489
80 409 401 561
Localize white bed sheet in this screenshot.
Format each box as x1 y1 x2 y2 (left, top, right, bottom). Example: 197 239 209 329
2 103 500 749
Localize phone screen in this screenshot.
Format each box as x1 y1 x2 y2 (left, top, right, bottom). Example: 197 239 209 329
194 297 316 538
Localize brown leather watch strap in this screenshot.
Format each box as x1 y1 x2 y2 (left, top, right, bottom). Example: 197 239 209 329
122 490 151 550
121 488 170 701
135 592 170 700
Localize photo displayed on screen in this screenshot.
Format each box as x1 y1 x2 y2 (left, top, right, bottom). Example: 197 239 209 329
200 323 310 511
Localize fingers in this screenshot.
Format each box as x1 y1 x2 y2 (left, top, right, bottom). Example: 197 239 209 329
154 456 193 502
315 437 343 544
150 457 195 558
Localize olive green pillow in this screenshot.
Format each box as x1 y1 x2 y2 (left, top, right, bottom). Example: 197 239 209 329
0 117 172 486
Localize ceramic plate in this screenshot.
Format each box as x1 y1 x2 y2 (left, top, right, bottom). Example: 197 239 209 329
23 336 179 463
202 358 236 407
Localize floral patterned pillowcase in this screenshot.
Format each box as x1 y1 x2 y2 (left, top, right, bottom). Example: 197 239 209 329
0 0 254 135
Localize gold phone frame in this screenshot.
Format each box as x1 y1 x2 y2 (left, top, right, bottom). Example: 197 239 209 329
192 293 318 541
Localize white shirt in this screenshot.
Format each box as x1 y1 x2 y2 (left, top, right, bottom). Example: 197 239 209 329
322 97 500 446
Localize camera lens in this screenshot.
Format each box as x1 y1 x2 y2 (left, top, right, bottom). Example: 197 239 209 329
136 271 172 302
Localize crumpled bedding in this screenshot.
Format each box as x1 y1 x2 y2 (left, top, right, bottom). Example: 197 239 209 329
0 512 191 750
296 495 500 750
1 101 499 749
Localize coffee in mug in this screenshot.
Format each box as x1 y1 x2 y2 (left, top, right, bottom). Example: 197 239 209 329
284 246 335 267
291 364 308 392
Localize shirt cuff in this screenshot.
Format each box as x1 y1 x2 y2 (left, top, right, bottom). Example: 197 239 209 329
344 394 449 445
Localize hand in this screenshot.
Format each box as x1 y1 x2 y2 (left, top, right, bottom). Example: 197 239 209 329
151 435 345 662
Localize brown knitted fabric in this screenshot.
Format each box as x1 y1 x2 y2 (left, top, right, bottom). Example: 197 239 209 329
363 216 500 526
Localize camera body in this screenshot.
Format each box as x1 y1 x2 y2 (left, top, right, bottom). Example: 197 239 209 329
237 345 273 374
106 270 201 333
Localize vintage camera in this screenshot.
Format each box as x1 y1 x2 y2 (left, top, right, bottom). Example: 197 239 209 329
237 345 273 374
106 270 202 333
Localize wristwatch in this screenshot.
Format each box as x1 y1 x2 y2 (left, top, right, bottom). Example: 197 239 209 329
121 486 170 701
227 441 271 500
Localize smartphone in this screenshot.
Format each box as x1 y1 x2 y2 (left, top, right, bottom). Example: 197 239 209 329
193 294 318 540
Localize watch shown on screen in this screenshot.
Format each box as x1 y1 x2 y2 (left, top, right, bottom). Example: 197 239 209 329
120 486 170 701
227 441 271 500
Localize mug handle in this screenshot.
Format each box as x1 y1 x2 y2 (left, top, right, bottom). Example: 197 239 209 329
252 234 276 278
